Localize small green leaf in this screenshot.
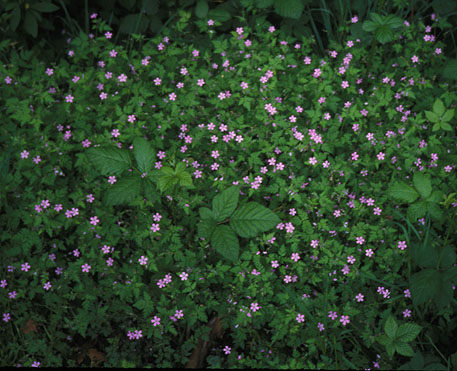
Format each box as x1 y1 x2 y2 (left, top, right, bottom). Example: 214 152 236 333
432 123 441 132
211 225 239 262
386 343 396 359
212 186 239 222
31 2 59 12
395 323 422 343
442 109 454 122
433 99 446 116
24 11 38 38
441 122 453 131
195 0 209 19
425 111 439 123
376 334 390 346
413 172 432 199
384 316 398 339
388 182 419 203
407 201 427 221
395 342 414 357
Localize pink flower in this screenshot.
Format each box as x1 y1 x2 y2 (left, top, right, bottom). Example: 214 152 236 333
128 114 136 123
250 302 261 312
81 264 91 273
340 315 350 326
151 223 160 232
179 272 188 281
355 293 364 302
65 94 74 103
223 346 231 355
296 314 305 323
105 31 112 39
151 316 161 326
108 176 117 184
21 262 31 272
291 253 300 262
118 73 127 82
138 256 148 265
351 152 359 161
403 309 411 318
397 241 407 250
90 216 99 226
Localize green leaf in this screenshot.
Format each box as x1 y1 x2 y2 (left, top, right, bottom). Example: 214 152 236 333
9 5 21 31
441 122 453 131
87 147 132 176
375 26 394 44
425 111 439 123
442 58 457 80
385 316 398 339
143 178 158 203
119 14 149 34
413 173 432 199
410 269 453 308
195 0 209 18
31 2 59 12
433 99 446 116
230 202 280 238
386 343 396 359
198 219 216 240
24 11 38 38
432 123 441 132
395 323 422 343
362 20 378 32
177 171 193 187
105 176 141 205
442 109 454 122
256 0 274 8
384 14 403 28
212 186 239 222
376 334 390 346
133 137 155 174
407 201 427 221
410 242 439 268
395 342 414 357
274 0 304 19
211 225 239 262
208 8 231 22
157 170 178 193
388 182 419 203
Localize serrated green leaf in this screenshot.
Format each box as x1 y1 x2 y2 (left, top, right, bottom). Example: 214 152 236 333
395 342 414 357
208 8 231 22
133 137 155 174
386 343 396 359
87 147 131 176
410 241 439 268
212 186 239 222
410 269 440 306
433 99 445 116
442 58 457 80
413 172 432 199
256 0 274 8
441 122 453 131
377 334 390 346
157 173 178 193
177 171 193 188
230 202 280 238
362 20 378 32
24 11 38 38
388 182 419 203
432 123 441 132
198 220 216 240
274 0 304 19
395 323 422 343
442 109 454 122
211 225 239 263
200 207 215 220
385 316 398 338
105 175 141 205
375 26 394 44
407 201 427 221
195 0 209 18
425 111 439 123
384 14 403 28
143 178 158 203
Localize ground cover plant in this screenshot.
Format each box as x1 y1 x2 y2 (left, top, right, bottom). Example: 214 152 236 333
1 8 457 369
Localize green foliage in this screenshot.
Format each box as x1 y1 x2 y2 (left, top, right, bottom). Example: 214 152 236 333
377 316 421 359
362 12 404 44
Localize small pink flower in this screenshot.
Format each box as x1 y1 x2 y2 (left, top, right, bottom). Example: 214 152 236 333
90 216 99 226
108 176 117 184
296 313 305 323
81 264 91 273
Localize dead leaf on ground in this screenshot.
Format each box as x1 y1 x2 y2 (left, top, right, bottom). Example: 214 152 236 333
22 319 38 334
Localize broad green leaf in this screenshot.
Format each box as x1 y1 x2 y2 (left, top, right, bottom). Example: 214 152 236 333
212 186 239 222
199 207 215 220
395 323 422 343
256 0 274 8
410 242 439 268
413 173 432 199
208 8 231 22
410 269 440 306
133 137 155 174
197 220 216 240
211 225 239 263
433 99 445 116
24 11 38 38
375 26 394 44
384 316 398 338
395 342 414 357
31 2 59 12
177 171 193 188
274 0 304 19
425 111 439 123
230 202 280 238
362 20 378 32
407 201 427 221
386 343 396 359
195 0 209 19
432 123 441 132
105 176 141 205
10 5 21 31
441 122 453 131
384 14 403 28
157 174 178 193
442 109 454 122
376 334 390 346
143 178 159 203
442 58 457 80
388 182 419 203
87 147 131 176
